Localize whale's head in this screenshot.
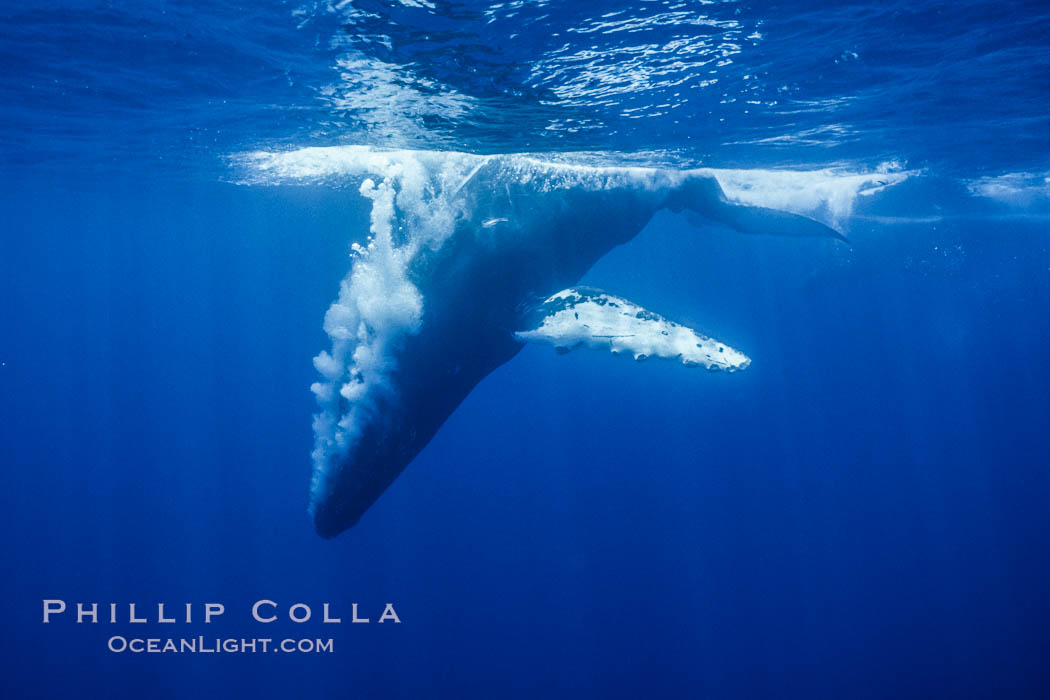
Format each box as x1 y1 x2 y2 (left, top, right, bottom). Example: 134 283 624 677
313 490 355 539
309 387 425 538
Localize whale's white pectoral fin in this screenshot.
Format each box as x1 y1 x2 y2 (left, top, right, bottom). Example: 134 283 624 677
515 288 751 372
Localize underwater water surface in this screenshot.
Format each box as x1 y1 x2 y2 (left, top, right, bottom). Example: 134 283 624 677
1 1 1049 699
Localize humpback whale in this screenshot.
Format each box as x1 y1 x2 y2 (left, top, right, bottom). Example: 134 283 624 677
244 147 904 537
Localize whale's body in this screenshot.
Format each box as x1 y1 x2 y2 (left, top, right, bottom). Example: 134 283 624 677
291 151 850 538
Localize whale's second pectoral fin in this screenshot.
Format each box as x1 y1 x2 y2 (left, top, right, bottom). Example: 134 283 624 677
514 288 751 372
671 176 848 242
709 205 850 243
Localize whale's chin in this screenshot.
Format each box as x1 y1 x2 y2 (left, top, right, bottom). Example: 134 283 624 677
309 413 422 539
311 440 413 538
312 494 360 539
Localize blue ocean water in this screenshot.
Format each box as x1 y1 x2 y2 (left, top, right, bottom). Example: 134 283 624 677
1 1 1049 698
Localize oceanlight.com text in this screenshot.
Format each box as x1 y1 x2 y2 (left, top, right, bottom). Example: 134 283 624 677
107 636 334 654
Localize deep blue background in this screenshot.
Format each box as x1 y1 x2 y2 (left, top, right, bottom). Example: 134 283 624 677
2 173 1048 698
2 0 1050 698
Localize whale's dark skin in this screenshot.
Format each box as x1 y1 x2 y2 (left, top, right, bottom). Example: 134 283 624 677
311 163 836 537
